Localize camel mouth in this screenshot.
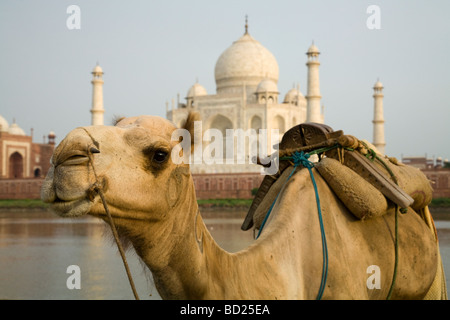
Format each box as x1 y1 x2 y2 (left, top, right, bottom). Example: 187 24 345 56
50 197 94 217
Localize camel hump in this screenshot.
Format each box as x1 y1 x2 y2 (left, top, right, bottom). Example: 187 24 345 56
315 157 390 220
324 145 432 213
325 148 414 210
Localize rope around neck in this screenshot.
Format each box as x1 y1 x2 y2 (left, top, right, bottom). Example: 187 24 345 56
256 151 328 300
86 146 140 300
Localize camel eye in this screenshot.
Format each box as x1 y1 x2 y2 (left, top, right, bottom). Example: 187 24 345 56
153 150 168 163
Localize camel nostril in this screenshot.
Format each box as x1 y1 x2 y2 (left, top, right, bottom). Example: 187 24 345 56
89 147 100 154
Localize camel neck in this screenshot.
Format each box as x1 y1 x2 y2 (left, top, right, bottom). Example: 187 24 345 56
127 177 229 299
155 210 228 299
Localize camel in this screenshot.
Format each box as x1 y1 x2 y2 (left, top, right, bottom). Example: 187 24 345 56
41 113 446 300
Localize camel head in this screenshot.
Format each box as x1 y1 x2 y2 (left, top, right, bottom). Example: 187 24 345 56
41 113 198 223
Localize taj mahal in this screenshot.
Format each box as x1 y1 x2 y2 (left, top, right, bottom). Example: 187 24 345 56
163 21 384 173
167 22 323 174
86 20 386 175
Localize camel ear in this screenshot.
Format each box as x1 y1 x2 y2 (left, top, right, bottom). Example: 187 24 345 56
112 115 126 126
181 111 201 154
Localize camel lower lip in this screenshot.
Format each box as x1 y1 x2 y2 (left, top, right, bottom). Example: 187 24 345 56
50 198 93 217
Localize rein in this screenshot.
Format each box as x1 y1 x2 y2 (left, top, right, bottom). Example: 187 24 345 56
256 150 329 300
86 143 140 300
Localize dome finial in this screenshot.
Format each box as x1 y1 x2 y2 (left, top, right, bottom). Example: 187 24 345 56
244 15 249 34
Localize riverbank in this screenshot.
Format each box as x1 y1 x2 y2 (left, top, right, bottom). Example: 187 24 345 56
0 199 50 209
0 198 253 212
1 198 450 213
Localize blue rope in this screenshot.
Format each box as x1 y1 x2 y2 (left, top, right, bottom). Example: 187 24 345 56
256 151 328 300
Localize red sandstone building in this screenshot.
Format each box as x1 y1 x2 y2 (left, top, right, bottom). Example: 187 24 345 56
401 156 450 198
193 172 263 200
192 156 450 200
0 116 55 199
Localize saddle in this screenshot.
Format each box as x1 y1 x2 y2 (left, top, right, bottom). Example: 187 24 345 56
242 123 433 230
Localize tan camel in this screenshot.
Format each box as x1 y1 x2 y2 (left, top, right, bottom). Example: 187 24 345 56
41 113 444 299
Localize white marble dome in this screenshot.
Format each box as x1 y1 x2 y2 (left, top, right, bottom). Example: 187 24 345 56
9 121 26 135
214 32 279 94
92 64 103 74
307 43 320 55
0 115 9 132
256 79 278 93
374 80 383 89
186 82 208 98
283 87 305 104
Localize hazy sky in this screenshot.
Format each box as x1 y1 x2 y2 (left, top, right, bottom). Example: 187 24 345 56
1 0 449 161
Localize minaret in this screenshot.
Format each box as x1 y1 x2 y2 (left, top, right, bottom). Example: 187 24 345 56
306 42 323 123
372 80 385 154
90 64 105 126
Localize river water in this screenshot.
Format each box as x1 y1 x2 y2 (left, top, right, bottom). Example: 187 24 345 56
0 209 449 300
